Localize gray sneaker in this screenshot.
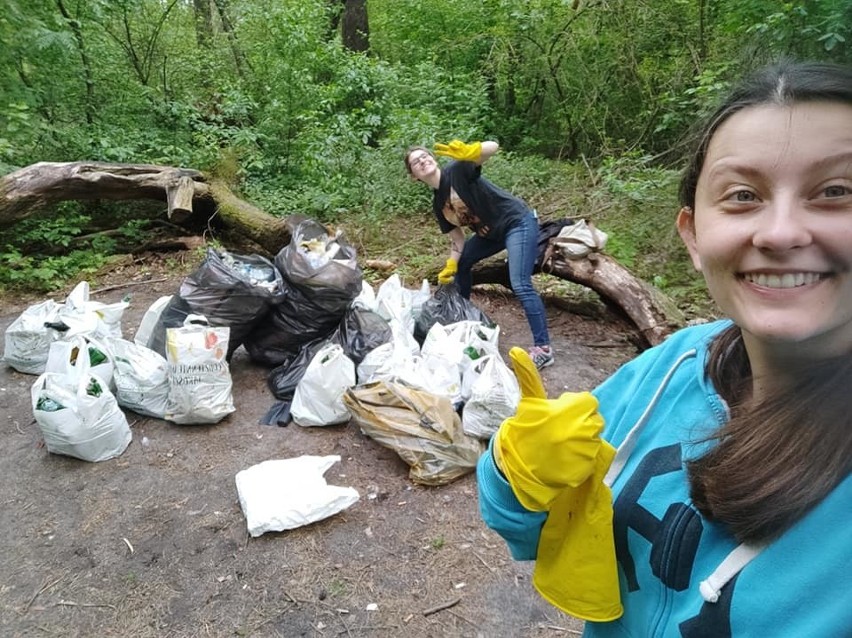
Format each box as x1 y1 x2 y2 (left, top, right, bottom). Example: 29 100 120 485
528 345 554 370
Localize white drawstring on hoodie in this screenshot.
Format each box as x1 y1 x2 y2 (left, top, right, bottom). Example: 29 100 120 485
602 348 764 604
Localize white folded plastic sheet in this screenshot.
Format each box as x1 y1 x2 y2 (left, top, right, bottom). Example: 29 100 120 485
235 455 360 537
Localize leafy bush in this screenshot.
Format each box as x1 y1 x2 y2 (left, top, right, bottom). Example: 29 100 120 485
0 203 150 293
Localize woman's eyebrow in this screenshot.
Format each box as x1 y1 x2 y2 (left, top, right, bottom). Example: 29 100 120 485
811 150 852 172
706 150 852 181
704 160 763 182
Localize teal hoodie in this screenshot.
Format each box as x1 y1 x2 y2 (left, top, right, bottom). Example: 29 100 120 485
478 320 852 637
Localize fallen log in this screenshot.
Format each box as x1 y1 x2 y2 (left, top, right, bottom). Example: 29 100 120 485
0 161 210 222
1 162 684 344
0 161 291 256
472 250 684 347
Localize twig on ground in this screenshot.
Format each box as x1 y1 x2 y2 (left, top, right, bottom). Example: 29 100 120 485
336 612 354 638
422 597 460 617
447 608 477 627
472 551 495 571
90 277 167 296
539 624 582 635
54 600 117 610
22 574 64 614
282 590 301 605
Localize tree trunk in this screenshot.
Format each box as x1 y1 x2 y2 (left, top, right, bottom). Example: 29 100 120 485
472 251 683 347
193 0 214 49
212 0 252 78
341 0 369 52
0 161 291 257
56 0 96 125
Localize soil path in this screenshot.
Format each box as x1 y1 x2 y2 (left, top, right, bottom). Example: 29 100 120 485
0 255 641 638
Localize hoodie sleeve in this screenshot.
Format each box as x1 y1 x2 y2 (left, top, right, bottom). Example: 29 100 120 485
477 438 547 560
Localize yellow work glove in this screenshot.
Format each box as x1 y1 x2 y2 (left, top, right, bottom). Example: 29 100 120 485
496 347 623 622
434 139 482 162
437 258 458 284
496 347 607 511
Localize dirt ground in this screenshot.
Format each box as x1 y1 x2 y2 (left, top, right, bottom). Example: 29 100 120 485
0 252 641 638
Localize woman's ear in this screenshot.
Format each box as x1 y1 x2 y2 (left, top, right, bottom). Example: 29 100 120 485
676 206 702 272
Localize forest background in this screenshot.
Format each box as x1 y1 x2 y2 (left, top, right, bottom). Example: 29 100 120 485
1 0 850 313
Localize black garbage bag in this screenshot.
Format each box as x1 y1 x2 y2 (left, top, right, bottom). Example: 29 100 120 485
243 279 346 367
259 303 392 424
414 283 495 343
148 249 284 357
244 219 363 367
332 305 393 365
146 295 193 356
275 219 362 299
261 337 329 426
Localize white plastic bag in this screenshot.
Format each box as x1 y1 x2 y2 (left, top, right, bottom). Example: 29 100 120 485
31 354 131 462
352 280 378 312
110 338 169 418
291 344 356 427
421 320 500 382
357 341 418 385
165 315 235 424
45 335 115 390
418 352 463 403
58 281 129 339
235 455 360 537
553 219 608 259
461 354 520 439
411 279 432 322
3 299 63 374
134 295 173 348
375 274 415 332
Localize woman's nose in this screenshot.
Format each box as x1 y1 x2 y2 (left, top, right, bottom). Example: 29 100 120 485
751 196 812 252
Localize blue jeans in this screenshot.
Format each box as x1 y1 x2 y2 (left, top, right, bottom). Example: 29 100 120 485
455 212 550 347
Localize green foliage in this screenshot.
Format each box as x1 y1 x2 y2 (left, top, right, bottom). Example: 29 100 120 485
0 0 846 314
598 152 680 206
590 151 708 313
715 0 851 64
14 204 90 247
0 202 143 293
0 240 109 292
652 64 735 139
430 535 446 550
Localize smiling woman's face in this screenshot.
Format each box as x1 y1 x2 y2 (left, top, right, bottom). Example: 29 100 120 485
678 101 852 358
406 149 438 180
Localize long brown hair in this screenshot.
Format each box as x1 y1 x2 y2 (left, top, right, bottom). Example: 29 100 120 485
681 60 852 545
691 326 852 544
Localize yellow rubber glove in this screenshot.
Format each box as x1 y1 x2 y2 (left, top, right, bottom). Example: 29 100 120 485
437 258 458 284
496 347 623 622
434 140 482 162
497 347 606 511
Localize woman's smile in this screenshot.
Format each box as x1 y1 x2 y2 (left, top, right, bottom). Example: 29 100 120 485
740 271 826 289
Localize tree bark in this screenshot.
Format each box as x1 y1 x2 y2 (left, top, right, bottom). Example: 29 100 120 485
212 0 252 78
472 251 683 347
193 0 214 49
341 0 369 52
56 0 96 125
0 161 291 257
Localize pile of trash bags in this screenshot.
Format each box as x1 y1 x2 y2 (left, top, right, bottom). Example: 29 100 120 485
3 218 522 487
